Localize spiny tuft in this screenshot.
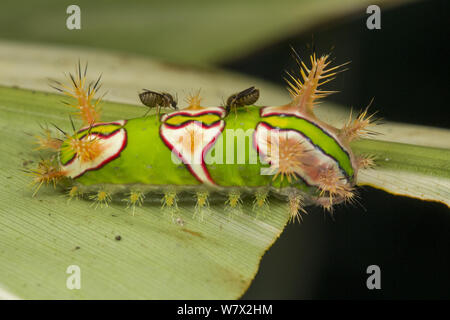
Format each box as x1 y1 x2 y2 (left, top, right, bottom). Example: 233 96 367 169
49 61 103 125
285 51 349 114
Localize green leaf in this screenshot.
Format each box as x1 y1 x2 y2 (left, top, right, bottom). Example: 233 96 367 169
0 42 298 299
0 86 290 299
0 40 290 108
351 139 450 208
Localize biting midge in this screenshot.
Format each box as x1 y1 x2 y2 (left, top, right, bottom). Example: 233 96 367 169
225 86 260 115
28 51 377 222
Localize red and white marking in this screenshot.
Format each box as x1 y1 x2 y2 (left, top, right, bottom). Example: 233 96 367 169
160 120 224 185
62 129 127 179
160 107 226 122
254 123 346 186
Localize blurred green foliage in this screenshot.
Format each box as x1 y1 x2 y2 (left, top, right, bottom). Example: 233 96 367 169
0 0 397 65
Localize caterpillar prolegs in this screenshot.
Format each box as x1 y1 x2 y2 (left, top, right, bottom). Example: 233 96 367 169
29 53 377 222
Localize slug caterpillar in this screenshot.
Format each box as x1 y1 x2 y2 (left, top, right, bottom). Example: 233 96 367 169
29 52 376 221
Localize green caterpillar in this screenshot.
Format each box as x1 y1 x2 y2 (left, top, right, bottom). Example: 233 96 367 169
31 53 376 221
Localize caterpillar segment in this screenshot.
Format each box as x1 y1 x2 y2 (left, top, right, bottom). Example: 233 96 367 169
29 51 378 221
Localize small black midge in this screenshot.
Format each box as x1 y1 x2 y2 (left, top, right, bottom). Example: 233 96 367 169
139 89 178 117
115 235 122 241
225 86 260 115
22 160 34 167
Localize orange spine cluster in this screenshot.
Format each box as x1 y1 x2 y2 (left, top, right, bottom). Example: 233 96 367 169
29 63 107 196
50 62 103 126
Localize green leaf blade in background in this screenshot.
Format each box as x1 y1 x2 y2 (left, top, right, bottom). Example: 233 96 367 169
0 0 412 66
351 139 450 208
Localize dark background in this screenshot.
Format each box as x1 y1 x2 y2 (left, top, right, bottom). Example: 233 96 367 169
236 0 450 299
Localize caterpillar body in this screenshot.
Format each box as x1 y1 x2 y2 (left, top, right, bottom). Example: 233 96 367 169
31 53 376 221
